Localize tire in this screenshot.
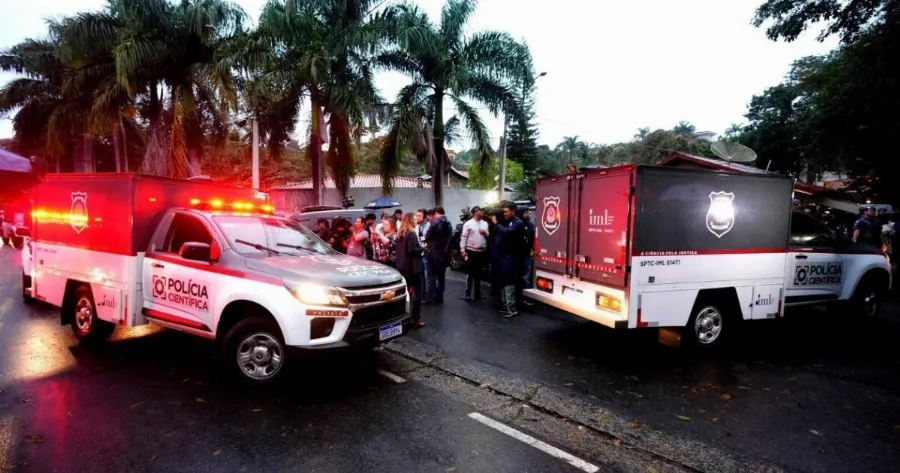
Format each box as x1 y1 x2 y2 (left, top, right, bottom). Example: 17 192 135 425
449 251 463 271
851 273 888 318
22 273 33 303
684 294 738 350
221 316 287 385
70 285 115 343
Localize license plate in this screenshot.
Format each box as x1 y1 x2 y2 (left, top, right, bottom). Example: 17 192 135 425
378 321 403 341
562 286 583 296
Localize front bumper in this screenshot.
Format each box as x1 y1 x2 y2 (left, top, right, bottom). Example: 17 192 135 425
289 311 411 351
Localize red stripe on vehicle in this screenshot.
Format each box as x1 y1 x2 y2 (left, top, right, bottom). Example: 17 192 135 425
143 308 210 331
146 252 282 286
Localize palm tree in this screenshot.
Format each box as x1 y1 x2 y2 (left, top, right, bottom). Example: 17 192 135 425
377 0 528 205
251 0 389 203
0 27 94 172
60 0 248 178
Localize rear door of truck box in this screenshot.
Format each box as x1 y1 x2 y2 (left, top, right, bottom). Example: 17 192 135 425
572 168 634 287
535 175 575 275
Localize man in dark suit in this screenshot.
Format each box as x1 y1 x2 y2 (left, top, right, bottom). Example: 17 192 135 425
424 206 452 304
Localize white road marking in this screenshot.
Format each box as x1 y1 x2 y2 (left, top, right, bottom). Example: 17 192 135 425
467 412 600 473
377 369 406 383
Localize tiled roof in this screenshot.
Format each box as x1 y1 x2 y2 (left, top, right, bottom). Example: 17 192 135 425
270 174 430 190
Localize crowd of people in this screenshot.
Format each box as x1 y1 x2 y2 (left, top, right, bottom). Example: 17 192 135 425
309 202 536 324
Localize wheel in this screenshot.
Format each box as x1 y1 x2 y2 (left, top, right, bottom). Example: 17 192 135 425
70 285 115 343
684 295 737 350
22 273 33 303
851 274 888 317
221 316 287 385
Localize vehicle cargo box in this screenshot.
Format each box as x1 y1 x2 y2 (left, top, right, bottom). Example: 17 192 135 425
632 167 793 256
33 174 258 255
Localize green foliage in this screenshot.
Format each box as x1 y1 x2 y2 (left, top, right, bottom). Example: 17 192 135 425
466 157 523 190
753 0 895 43
375 0 531 203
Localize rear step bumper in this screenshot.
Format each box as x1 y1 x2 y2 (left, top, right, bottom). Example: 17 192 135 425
523 289 628 329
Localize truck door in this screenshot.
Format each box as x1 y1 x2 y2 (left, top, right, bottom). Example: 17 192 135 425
535 175 575 276
144 212 218 333
784 212 845 304
573 170 633 287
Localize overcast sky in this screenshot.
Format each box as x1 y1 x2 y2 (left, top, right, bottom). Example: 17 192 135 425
0 0 838 150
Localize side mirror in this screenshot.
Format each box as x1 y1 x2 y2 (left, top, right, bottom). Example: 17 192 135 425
180 242 213 262
14 227 30 238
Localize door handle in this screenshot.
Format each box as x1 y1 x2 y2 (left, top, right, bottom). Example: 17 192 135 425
795 254 808 260
151 262 165 269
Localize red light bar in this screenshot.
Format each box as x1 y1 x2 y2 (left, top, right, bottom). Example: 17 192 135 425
189 198 275 214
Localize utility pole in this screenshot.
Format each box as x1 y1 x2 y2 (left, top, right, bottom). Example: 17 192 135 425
251 116 260 191
498 118 509 201
498 71 546 201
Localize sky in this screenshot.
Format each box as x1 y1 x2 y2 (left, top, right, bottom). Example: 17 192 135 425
0 0 839 150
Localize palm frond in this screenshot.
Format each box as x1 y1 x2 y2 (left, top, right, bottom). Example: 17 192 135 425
449 94 493 168
0 78 58 115
439 0 476 51
443 115 461 146
462 30 523 80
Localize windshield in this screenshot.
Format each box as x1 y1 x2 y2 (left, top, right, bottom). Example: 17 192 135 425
213 216 333 256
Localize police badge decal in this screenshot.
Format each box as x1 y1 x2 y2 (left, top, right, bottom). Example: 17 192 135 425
70 192 88 234
706 191 735 238
542 196 561 236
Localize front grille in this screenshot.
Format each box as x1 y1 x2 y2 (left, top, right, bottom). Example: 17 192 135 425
346 286 407 304
349 300 406 329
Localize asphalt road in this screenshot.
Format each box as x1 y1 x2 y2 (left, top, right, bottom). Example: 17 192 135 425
0 246 666 473
3 242 899 473
436 267 900 473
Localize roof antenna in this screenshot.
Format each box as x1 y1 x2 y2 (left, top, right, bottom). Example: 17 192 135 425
710 141 757 164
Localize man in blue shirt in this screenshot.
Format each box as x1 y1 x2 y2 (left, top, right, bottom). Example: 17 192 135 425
488 203 525 317
853 206 883 248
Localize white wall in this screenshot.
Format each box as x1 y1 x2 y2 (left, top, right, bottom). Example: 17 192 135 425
271 187 521 226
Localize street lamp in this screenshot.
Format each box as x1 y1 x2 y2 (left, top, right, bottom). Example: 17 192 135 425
499 72 546 201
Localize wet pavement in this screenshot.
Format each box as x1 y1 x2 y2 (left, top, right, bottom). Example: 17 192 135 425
1 243 899 473
436 268 900 473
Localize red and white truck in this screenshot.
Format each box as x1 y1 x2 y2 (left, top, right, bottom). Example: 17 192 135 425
20 174 410 383
524 165 891 348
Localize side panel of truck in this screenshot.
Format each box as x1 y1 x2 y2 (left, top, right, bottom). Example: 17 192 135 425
629 167 794 328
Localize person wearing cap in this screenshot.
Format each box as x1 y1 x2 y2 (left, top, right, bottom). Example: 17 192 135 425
853 206 883 248
460 206 489 300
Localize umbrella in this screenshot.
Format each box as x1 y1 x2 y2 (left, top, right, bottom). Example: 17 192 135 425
363 197 402 210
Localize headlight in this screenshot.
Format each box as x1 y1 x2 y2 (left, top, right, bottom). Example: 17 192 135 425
286 282 349 307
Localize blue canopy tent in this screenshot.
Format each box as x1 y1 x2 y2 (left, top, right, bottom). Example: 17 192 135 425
0 148 39 197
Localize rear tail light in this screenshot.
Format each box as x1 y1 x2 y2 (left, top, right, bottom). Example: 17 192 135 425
596 292 622 313
536 277 554 293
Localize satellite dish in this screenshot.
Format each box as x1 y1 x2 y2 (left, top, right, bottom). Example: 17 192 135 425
710 141 757 163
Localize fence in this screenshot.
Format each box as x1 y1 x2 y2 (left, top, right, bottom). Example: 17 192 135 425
270 187 521 225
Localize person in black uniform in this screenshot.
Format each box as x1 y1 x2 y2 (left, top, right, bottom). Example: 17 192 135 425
853 206 884 249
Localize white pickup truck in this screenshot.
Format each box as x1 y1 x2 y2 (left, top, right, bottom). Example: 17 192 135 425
21 174 410 384
524 165 891 348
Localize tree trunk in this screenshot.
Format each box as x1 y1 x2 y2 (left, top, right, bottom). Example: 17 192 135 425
431 91 445 207
310 98 324 205
120 116 129 172
81 134 95 173
112 126 123 172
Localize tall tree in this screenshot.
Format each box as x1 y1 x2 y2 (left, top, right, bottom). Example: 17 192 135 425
753 0 897 43
377 0 527 205
61 0 248 178
253 0 389 203
505 42 539 176
0 27 93 172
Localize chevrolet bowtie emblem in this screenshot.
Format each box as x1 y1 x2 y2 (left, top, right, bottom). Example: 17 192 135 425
380 291 395 302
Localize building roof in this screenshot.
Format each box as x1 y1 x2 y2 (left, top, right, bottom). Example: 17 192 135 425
270 174 430 190
419 166 469 181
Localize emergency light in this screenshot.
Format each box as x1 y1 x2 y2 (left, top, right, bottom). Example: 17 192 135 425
188 198 275 214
